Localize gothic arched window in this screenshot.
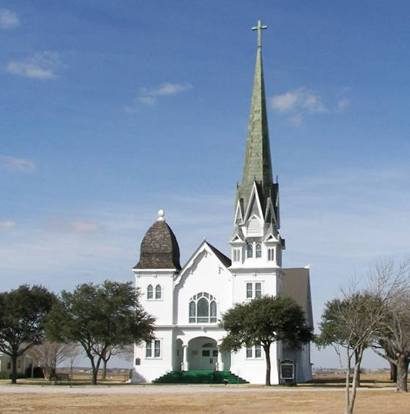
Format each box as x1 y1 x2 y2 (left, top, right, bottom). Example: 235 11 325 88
255 243 262 258
147 284 153 299
188 292 217 323
210 301 217 322
197 297 208 323
246 243 253 258
189 301 196 323
155 284 162 299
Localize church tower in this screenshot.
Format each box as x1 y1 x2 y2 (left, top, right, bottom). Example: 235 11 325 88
230 21 285 276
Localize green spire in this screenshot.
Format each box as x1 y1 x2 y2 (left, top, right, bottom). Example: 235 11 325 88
238 20 273 211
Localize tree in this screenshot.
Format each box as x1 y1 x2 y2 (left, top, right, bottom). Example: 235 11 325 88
318 293 382 412
27 342 79 381
316 295 376 387
220 296 312 386
372 287 410 392
317 260 405 414
46 281 154 385
0 285 55 384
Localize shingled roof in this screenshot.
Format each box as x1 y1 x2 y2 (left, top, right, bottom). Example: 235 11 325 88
206 241 232 268
134 217 181 270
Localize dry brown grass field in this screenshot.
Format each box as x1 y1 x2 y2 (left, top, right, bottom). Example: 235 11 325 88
0 372 408 414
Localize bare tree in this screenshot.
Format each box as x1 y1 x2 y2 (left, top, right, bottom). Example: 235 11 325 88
318 260 404 414
317 297 368 387
28 342 80 380
369 260 410 392
337 292 385 414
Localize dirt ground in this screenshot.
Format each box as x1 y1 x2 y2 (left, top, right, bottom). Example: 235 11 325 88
0 372 408 414
0 387 409 414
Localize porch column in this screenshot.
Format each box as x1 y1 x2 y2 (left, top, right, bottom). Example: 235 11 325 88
217 350 224 372
182 345 188 371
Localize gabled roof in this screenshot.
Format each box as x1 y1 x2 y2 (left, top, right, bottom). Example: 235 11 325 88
177 240 231 278
206 241 232 268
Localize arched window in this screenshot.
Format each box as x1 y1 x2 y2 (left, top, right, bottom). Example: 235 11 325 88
188 292 217 323
155 284 162 299
255 243 262 258
246 243 253 258
210 301 217 323
147 284 153 299
189 301 196 323
197 297 209 323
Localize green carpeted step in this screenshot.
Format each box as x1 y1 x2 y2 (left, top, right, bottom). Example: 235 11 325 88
153 370 248 384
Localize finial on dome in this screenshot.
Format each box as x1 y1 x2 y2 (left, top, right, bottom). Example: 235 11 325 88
157 209 165 222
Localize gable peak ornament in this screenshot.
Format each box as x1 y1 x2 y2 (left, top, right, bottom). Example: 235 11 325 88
157 209 165 222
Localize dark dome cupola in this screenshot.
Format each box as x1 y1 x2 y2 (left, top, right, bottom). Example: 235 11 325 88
134 210 181 270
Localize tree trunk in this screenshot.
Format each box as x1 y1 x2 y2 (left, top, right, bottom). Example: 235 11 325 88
390 362 397 383
348 359 361 413
396 355 409 393
102 359 107 381
11 354 18 384
87 354 98 385
263 344 271 386
91 356 103 385
345 347 364 414
345 347 351 414
353 349 361 387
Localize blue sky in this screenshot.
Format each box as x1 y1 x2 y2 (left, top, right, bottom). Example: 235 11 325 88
1 1 410 368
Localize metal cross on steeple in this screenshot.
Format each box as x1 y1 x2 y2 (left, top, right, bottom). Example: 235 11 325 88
252 19 268 49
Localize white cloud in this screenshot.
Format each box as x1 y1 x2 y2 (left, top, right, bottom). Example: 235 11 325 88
0 9 19 29
0 155 36 172
271 88 351 125
272 88 327 114
152 83 192 96
0 221 16 230
126 82 192 111
6 52 60 80
271 90 300 112
302 93 327 113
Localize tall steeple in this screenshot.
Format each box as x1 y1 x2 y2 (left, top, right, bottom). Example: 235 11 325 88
230 20 284 270
236 20 275 218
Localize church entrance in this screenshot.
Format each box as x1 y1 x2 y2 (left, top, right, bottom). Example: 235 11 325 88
188 337 218 370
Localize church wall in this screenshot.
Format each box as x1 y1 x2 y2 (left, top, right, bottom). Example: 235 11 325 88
134 270 176 326
231 269 279 305
133 328 174 383
230 342 279 384
175 248 233 326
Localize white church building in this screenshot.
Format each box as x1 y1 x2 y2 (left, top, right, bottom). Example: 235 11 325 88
132 22 313 385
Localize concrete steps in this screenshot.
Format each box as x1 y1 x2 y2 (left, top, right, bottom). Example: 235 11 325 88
153 370 249 384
